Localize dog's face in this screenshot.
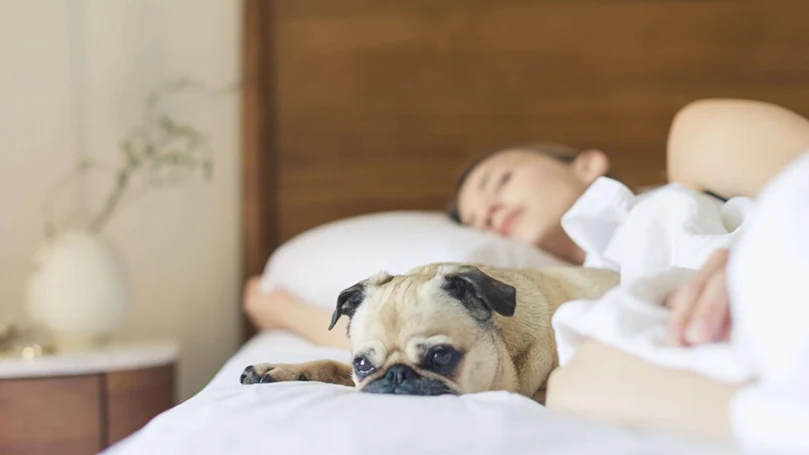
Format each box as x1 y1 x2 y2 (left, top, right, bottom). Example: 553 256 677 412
328 264 517 396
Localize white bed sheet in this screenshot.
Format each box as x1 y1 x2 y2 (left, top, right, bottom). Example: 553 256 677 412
104 331 751 455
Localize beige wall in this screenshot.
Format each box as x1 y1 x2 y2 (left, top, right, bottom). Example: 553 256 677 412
0 0 241 400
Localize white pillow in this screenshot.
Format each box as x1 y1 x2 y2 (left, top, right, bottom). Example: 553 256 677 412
259 211 569 309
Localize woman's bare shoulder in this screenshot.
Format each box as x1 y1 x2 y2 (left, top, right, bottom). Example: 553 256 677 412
667 98 809 198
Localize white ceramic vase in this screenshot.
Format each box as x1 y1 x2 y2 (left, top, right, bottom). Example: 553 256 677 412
26 230 129 350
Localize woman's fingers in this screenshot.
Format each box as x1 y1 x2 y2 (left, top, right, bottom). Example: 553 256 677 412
666 283 702 346
684 268 729 345
718 310 732 342
665 249 729 346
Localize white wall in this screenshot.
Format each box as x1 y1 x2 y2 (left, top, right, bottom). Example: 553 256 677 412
0 1 76 326
0 0 241 400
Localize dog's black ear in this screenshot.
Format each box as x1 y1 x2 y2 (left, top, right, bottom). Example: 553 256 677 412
442 267 516 321
328 283 365 330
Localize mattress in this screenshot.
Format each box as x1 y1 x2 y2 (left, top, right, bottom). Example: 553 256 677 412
104 331 746 455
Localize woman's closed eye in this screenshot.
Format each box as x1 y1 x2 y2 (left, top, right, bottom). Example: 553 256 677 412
496 171 513 193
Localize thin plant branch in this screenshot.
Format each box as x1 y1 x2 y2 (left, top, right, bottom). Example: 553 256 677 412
42 160 116 237
42 77 235 237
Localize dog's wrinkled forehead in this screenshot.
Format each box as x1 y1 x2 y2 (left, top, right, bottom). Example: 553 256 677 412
353 270 438 311
365 271 395 287
345 268 479 344
330 263 516 337
356 265 471 306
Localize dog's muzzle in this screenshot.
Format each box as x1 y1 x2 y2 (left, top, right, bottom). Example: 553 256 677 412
360 364 455 396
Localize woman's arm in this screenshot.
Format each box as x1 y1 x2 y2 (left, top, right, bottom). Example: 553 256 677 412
668 99 809 198
243 276 350 350
546 340 741 443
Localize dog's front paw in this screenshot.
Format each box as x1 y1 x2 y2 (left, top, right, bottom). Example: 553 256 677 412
240 364 275 384
240 363 309 385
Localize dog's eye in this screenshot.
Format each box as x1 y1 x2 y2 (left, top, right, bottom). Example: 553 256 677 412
353 356 375 376
431 348 454 367
423 346 461 376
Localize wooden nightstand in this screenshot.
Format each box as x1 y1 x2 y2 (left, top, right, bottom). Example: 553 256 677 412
0 340 178 455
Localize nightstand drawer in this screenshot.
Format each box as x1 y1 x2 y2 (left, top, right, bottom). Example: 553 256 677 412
0 364 175 455
107 364 175 446
0 375 103 455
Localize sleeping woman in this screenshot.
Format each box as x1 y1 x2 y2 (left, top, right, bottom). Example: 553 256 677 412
243 98 809 451
245 99 797 346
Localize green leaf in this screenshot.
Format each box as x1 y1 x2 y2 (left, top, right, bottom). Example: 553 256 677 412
158 117 202 147
122 140 140 167
155 152 192 168
158 116 176 133
186 134 202 149
176 124 198 139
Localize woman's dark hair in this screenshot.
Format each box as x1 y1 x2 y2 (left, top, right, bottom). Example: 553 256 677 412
446 143 582 224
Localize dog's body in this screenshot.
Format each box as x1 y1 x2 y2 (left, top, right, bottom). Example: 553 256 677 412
241 263 618 402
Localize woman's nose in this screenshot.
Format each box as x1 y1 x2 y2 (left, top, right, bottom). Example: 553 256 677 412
483 204 503 230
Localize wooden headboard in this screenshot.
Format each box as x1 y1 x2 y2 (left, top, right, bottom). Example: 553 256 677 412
241 0 809 337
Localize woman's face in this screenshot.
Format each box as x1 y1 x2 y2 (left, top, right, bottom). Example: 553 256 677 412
456 148 608 261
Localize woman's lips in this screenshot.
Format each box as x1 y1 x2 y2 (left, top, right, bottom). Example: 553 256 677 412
497 209 522 236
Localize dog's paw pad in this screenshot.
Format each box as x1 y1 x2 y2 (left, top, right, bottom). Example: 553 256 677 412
240 364 276 385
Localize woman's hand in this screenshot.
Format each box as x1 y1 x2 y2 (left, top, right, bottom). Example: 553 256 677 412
664 248 731 346
242 276 350 349
243 276 295 331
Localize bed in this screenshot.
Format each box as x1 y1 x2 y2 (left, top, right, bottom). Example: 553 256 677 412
106 332 746 455
105 1 809 453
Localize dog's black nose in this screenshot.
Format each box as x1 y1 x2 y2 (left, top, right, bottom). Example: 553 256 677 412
385 364 418 385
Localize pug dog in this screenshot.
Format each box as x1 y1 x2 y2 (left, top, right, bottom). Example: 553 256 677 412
240 263 618 402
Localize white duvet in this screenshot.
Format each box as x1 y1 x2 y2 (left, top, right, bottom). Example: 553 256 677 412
105 332 744 455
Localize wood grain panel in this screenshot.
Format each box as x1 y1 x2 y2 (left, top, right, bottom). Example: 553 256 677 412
105 364 175 445
242 0 277 338
264 0 809 241
0 375 102 455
